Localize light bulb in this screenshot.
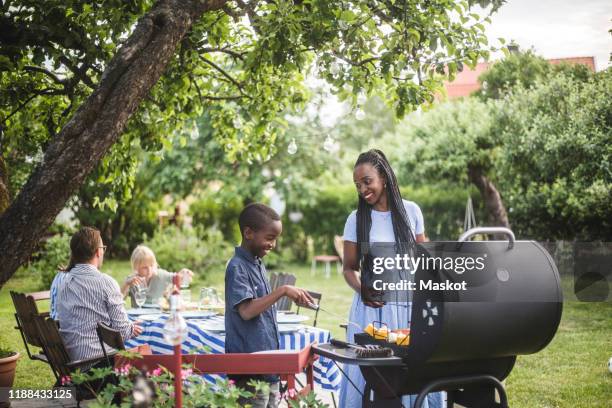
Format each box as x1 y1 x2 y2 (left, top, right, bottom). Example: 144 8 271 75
355 108 366 121
357 93 367 105
189 124 199 140
289 211 304 223
330 61 340 76
287 139 298 155
323 135 336 152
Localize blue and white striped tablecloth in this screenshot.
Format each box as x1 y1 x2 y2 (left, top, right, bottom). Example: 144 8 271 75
125 315 341 391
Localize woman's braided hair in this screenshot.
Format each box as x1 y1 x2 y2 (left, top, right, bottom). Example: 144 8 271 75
355 149 416 266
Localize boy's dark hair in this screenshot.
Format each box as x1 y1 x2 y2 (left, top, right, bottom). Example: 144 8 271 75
238 203 280 234
63 227 102 271
354 149 416 261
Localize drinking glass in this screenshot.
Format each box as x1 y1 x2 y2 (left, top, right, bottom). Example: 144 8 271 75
133 284 148 309
179 269 192 289
208 288 220 306
199 288 211 310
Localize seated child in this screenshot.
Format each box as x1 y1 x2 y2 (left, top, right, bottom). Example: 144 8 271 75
225 203 314 408
121 245 193 306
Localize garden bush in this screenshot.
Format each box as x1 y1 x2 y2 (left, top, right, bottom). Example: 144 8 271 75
143 226 232 276
29 233 71 289
190 194 243 245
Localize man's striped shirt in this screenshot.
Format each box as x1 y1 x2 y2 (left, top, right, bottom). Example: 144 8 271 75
55 263 135 365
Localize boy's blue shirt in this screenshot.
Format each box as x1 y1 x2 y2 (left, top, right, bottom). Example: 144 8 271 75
224 246 280 382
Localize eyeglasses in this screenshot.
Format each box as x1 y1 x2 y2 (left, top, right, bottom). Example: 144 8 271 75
99 245 107 252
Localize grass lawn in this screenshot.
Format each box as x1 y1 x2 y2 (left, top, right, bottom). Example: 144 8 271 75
0 259 610 407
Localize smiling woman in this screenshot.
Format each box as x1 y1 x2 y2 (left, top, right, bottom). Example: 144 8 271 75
339 149 444 407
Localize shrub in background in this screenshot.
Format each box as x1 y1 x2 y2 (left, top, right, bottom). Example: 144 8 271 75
143 226 232 276
29 233 71 289
190 194 243 245
401 185 484 241
299 184 356 254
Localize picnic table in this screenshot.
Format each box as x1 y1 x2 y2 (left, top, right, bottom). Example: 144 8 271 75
125 313 341 391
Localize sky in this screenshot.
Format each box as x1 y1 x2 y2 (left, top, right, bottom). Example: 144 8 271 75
484 0 611 71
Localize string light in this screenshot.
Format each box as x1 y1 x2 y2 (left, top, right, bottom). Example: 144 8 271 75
330 61 341 76
287 138 298 154
355 108 366 121
189 123 199 140
357 93 367 105
323 135 339 153
232 116 243 129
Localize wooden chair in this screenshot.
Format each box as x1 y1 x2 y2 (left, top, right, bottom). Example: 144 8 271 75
10 291 50 365
26 290 51 301
96 322 124 366
34 316 110 405
269 272 279 291
275 273 296 311
295 291 322 327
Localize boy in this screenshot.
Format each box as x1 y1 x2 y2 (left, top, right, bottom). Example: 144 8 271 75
225 203 314 407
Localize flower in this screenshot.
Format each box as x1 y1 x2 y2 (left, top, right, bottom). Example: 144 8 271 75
60 375 71 386
287 388 297 399
114 363 132 376
149 367 163 377
181 368 193 380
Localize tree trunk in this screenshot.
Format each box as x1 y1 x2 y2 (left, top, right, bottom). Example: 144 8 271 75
0 0 228 288
468 165 510 230
0 155 9 214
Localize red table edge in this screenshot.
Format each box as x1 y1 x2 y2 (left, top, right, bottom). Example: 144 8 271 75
116 343 317 398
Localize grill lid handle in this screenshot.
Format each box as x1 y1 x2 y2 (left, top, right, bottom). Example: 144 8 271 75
458 227 515 249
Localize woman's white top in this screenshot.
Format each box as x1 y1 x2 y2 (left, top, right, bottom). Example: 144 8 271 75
343 199 424 243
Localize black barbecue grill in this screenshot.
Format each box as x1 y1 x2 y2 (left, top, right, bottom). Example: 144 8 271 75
313 227 563 408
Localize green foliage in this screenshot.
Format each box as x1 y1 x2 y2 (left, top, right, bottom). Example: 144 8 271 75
27 233 71 289
69 358 329 407
1 0 502 215
497 69 611 240
190 193 243 244
476 50 594 100
300 184 356 253
401 185 483 240
393 54 609 240
0 346 15 358
143 226 232 276
396 98 499 184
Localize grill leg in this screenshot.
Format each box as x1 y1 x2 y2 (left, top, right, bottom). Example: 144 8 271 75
362 384 403 408
415 375 508 408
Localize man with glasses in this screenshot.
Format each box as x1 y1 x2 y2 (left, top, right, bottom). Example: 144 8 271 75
53 227 142 368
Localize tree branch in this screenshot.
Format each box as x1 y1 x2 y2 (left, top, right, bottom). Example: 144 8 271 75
200 47 246 60
23 66 65 86
200 94 246 100
235 0 262 35
58 56 97 89
2 88 64 124
199 56 247 95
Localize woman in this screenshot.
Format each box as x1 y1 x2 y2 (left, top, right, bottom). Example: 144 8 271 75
121 245 193 306
339 149 444 407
